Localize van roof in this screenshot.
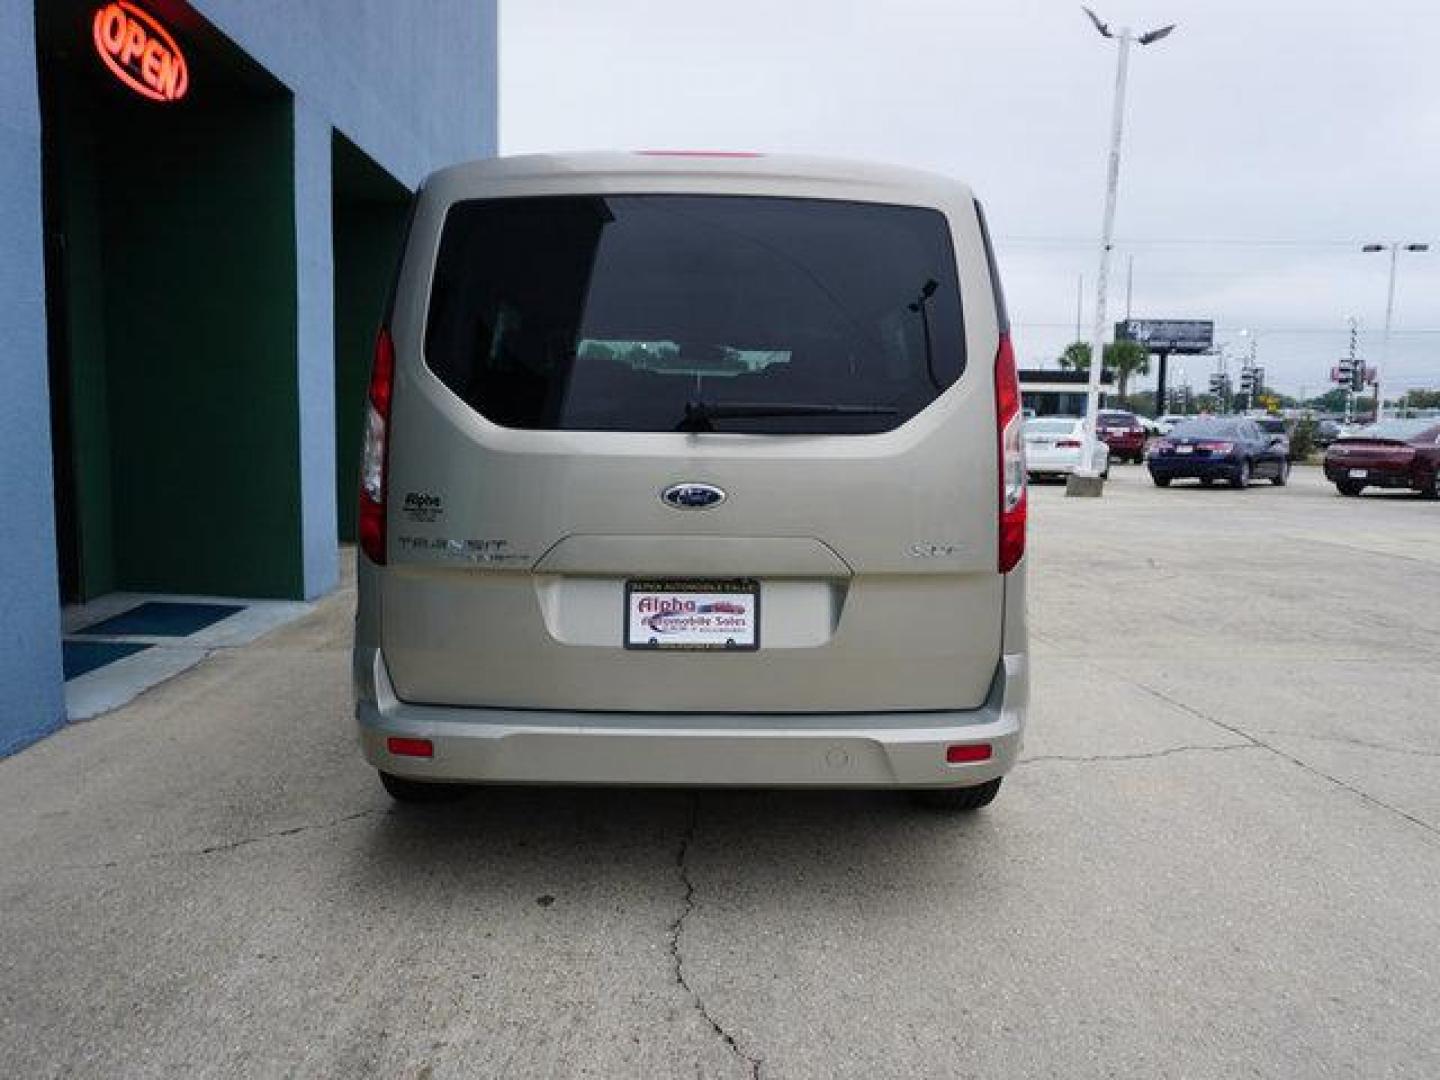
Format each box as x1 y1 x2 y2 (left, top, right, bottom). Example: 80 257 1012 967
422 151 975 207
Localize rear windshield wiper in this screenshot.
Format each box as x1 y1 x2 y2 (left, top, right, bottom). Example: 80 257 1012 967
676 400 898 432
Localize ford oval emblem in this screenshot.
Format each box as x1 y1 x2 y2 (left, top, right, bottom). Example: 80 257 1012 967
661 482 727 510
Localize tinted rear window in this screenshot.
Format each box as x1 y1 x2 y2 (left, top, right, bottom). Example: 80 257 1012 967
423 195 965 433
1025 419 1078 435
1172 419 1243 438
1355 420 1436 441
1098 412 1136 426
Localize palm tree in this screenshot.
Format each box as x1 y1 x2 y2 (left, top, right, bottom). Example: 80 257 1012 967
1057 340 1151 406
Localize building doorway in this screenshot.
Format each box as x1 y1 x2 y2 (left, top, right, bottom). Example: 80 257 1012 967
37 1 306 602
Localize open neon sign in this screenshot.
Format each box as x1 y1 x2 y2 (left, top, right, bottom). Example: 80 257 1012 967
92 2 189 102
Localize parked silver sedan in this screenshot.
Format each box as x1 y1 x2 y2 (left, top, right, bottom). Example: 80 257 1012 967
1024 417 1109 481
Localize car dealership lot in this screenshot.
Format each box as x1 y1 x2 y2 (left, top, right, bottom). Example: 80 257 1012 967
3 467 1439 1078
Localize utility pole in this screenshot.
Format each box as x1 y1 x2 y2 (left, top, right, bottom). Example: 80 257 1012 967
1362 241 1430 420
1125 255 1134 320
1345 317 1359 425
1072 8 1176 493
1075 274 1084 345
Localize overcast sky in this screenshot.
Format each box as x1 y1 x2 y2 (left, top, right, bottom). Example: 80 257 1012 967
500 1 1440 398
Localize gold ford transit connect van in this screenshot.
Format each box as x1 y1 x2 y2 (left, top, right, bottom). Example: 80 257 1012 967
353 152 1028 810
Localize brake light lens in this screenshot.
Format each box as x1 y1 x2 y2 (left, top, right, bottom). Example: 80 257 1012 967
359 327 395 565
995 334 1026 573
1199 440 1234 454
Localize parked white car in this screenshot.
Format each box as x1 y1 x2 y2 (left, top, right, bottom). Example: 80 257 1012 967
1024 417 1109 480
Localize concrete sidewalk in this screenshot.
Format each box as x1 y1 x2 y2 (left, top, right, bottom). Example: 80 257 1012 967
3 468 1439 1078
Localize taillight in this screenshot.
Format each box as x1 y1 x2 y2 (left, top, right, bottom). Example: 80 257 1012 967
1199 440 1234 454
359 327 395 565
994 334 1026 573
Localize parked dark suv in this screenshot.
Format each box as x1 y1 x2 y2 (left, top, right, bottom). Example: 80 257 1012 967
1147 417 1290 488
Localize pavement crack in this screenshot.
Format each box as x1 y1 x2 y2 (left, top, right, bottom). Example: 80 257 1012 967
1021 743 1260 766
668 795 762 1080
1127 678 1440 841
195 808 381 856
1248 730 1440 759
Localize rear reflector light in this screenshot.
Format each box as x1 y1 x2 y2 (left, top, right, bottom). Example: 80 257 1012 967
359 327 395 565
386 737 433 758
994 334 1027 573
946 743 993 764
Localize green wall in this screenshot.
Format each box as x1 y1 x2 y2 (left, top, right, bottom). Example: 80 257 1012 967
44 47 304 600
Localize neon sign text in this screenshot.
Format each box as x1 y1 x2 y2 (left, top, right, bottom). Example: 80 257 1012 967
92 2 189 103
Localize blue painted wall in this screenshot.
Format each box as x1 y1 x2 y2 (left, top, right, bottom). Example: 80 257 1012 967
0 0 496 752
192 0 498 189
0 0 66 755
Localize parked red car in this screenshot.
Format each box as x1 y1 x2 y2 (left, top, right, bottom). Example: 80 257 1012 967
1096 410 1147 464
1324 419 1440 498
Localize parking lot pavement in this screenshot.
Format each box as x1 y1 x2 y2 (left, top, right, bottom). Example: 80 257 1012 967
3 464 1439 1078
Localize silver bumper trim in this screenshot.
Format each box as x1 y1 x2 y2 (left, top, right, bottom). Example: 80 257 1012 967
355 649 1026 789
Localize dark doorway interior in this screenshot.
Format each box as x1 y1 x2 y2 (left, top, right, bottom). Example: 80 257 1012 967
331 134 411 542
36 1 304 602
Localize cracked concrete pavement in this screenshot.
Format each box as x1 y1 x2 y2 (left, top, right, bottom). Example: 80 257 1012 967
3 466 1439 1077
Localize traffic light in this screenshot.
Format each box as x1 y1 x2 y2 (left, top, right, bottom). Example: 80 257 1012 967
1208 373 1226 393
1238 368 1256 395
1335 357 1355 386
1352 363 1367 393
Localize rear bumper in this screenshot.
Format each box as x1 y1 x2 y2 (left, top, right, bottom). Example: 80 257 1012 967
354 648 1026 789
1323 464 1416 488
1148 458 1240 481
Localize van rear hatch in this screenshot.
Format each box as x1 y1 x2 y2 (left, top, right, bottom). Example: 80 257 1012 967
380 180 1006 713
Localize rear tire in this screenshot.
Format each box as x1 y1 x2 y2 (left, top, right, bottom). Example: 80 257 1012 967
912 778 1002 811
1421 471 1440 500
1336 480 1364 497
1229 460 1251 488
379 771 464 804
1151 473 1171 487
1272 460 1290 486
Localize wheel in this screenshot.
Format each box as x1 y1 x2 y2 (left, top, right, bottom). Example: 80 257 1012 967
1101 462 1111 480
911 778 1002 811
1336 480 1364 497
379 771 464 803
1229 460 1251 488
1421 470 1440 500
1271 460 1290 486
1151 473 1171 487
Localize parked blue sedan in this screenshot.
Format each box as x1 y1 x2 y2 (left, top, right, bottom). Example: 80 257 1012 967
1147 418 1290 488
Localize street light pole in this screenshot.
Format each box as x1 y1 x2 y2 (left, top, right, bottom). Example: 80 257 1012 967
1075 9 1175 483
1362 241 1430 419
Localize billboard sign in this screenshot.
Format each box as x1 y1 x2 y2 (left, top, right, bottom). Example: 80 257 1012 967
1115 319 1214 354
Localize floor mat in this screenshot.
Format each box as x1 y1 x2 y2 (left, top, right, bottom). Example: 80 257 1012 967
75 601 245 639
63 642 152 681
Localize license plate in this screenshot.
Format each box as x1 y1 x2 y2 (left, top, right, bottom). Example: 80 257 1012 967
1348 469 1368 479
1175 445 1194 454
625 579 759 651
